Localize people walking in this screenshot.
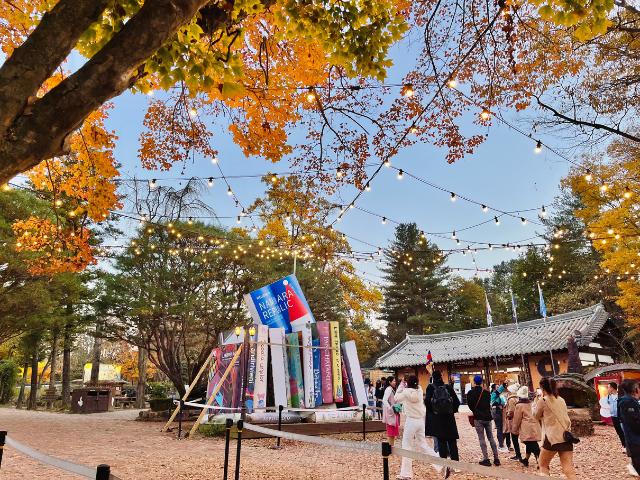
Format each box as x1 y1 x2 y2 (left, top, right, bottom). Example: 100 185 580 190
425 370 460 479
382 376 400 446
533 377 577 480
467 374 501 467
504 383 522 461
512 386 541 468
395 375 440 480
607 381 625 448
618 379 640 476
490 383 508 452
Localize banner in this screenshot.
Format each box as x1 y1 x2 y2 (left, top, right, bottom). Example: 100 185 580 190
244 275 316 333
317 321 333 404
254 325 269 411
206 344 241 408
269 327 289 408
330 321 344 403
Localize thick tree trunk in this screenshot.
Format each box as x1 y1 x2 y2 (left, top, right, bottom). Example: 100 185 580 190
15 361 29 408
136 348 148 409
0 0 222 183
46 330 59 409
27 352 39 410
90 329 102 385
61 323 73 408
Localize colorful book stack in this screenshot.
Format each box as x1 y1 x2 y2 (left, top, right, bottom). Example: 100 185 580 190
206 275 367 416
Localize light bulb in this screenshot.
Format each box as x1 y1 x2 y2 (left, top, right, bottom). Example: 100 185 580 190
236 216 241 224
584 170 592 182
211 155 218 164
336 167 343 179
306 87 316 103
401 84 415 97
271 174 277 183
149 179 157 190
534 140 542 153
495 216 500 226
208 177 214 187
384 159 391 168
521 217 527 225
480 108 491 120
227 186 233 196
188 108 197 118
365 182 371 192
447 78 457 88
409 125 418 134
489 244 493 251
540 205 547 217
397 169 404 180
624 187 632 199
452 230 457 239
450 192 457 202
382 217 387 225
481 204 488 212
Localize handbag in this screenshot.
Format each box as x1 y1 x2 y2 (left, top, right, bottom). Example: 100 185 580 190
544 397 580 445
468 389 485 427
392 403 403 414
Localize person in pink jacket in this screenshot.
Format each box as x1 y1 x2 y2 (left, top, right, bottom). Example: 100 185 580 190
382 376 400 446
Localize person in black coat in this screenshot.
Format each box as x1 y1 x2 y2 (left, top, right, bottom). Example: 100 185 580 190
425 370 460 477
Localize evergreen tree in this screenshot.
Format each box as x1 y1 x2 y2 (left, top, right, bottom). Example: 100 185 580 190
381 223 449 345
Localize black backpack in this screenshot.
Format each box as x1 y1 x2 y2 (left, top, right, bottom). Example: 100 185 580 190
431 385 453 415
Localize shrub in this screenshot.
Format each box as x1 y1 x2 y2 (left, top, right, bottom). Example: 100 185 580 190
147 381 172 399
198 422 227 437
0 360 19 403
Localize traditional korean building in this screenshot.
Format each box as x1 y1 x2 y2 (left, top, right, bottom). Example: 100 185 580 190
376 303 619 403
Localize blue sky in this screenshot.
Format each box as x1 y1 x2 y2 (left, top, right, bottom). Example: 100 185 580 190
104 38 573 287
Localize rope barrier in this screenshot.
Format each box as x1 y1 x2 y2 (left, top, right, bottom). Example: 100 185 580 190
5 436 121 479
242 422 556 480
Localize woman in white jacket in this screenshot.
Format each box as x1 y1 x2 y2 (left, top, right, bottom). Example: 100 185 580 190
395 375 440 479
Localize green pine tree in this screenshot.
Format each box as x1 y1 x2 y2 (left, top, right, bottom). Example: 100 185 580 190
380 223 449 345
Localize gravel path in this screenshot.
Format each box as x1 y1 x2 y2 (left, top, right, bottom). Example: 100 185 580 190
0 408 631 479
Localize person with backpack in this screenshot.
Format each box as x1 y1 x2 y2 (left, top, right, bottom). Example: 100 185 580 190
466 374 501 467
503 383 523 461
511 386 541 468
425 370 460 479
490 383 509 452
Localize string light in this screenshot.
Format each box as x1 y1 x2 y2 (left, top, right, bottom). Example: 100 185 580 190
409 125 418 134
584 169 592 182
450 192 457 202
384 159 391 168
452 230 457 239
306 87 317 103
207 177 214 187
149 179 157 190
494 216 500 226
365 182 371 192
624 186 632 199
540 205 547 217
401 83 415 97
534 140 542 154
481 204 488 212
227 186 233 196
188 108 197 118
600 184 608 192
381 217 387 225
236 216 241 224
447 78 457 88
521 217 527 225
397 169 404 180
480 108 491 120
336 166 343 179
271 174 278 183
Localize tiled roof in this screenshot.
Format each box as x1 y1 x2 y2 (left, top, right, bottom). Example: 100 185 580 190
584 362 640 382
376 303 609 369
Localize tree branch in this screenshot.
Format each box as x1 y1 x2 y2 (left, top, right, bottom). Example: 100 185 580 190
0 0 109 137
0 0 228 183
535 96 640 143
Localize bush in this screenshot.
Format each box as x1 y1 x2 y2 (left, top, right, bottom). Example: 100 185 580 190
147 381 172 399
0 360 19 404
198 422 227 437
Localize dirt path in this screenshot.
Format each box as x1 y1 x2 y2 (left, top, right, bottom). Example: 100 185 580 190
0 408 631 479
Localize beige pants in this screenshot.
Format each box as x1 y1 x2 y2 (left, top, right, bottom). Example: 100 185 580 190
539 447 577 480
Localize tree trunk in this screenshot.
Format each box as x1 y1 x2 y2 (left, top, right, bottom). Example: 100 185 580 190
90 328 102 385
61 322 73 408
46 330 59 409
136 348 148 409
27 352 39 410
15 361 29 408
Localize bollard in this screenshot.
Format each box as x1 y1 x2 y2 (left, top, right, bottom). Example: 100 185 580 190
234 419 243 480
381 442 391 480
96 464 110 480
223 418 233 480
276 404 283 449
0 431 5 469
362 404 367 441
177 399 184 440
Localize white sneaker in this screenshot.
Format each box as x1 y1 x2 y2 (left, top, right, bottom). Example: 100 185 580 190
628 464 639 477
498 447 509 453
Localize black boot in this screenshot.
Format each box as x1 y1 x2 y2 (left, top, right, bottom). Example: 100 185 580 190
519 458 529 467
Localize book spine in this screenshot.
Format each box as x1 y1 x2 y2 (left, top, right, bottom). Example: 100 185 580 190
286 333 303 408
269 328 288 408
317 321 333 404
254 325 269 411
312 338 323 407
342 340 368 407
301 325 315 408
330 321 344 403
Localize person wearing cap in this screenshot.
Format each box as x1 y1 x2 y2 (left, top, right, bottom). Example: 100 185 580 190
503 383 523 461
512 385 541 468
466 374 501 467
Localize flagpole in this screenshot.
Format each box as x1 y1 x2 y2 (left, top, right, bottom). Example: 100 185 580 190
511 289 528 386
485 291 499 378
537 282 557 376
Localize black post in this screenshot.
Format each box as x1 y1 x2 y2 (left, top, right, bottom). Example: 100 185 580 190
276 404 283 449
223 418 233 480
234 419 243 480
362 404 367 441
0 431 6 469
381 442 391 480
177 399 184 439
96 464 110 480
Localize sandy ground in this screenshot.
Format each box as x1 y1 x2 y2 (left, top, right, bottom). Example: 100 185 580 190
0 407 632 479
